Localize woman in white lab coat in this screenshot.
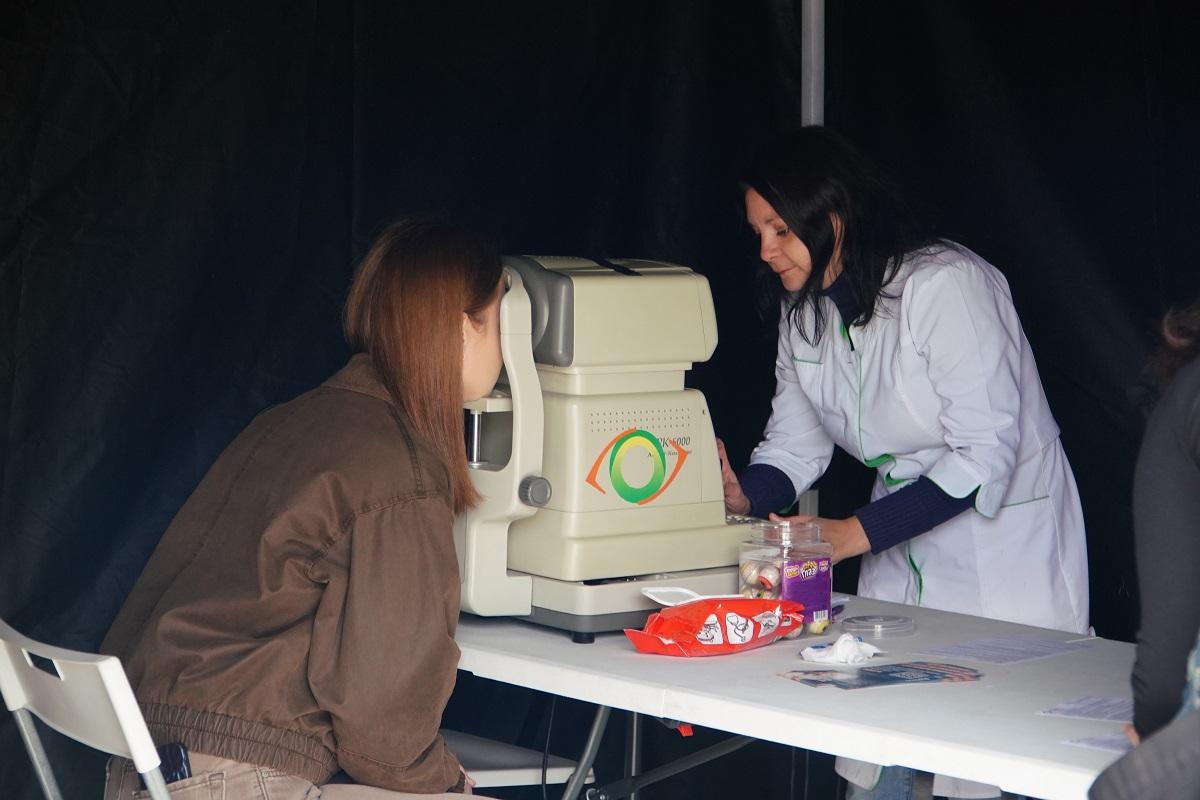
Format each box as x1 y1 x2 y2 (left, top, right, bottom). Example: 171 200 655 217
720 127 1089 800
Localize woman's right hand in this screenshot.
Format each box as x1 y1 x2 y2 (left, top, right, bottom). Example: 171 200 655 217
716 438 751 515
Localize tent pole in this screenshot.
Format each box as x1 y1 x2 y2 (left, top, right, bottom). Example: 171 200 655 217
800 0 825 125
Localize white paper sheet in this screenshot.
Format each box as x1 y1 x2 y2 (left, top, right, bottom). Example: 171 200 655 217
915 635 1091 664
1039 695 1133 723
1062 732 1133 754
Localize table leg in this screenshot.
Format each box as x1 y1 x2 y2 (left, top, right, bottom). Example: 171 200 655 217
912 770 934 800
561 705 612 800
624 712 641 800
587 734 753 800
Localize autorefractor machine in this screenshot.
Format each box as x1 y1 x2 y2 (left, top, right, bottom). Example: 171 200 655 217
454 256 816 641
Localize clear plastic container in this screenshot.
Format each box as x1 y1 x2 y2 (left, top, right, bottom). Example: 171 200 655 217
739 521 833 634
841 614 915 638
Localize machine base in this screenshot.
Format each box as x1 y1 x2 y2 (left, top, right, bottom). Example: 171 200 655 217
521 565 739 641
525 605 655 639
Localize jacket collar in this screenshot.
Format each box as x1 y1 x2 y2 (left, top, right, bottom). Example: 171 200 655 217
323 353 395 404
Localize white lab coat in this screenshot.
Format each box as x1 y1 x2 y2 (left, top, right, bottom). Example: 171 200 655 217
749 244 1089 798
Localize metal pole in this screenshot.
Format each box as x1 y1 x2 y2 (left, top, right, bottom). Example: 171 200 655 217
14 709 65 800
588 734 755 800
467 411 483 465
624 711 642 800
562 704 612 800
800 0 825 125
913 770 935 800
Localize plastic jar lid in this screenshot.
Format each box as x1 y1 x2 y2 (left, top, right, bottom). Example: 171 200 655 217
750 520 822 544
841 614 915 638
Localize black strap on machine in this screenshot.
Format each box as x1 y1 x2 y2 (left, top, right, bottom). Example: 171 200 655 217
590 256 640 276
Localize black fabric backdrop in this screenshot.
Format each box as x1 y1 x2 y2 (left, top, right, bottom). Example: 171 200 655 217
3 2 1198 798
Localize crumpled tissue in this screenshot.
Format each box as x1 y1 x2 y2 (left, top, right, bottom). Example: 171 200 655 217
799 632 881 663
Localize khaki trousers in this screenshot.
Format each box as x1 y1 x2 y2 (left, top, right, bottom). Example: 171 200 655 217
104 753 477 799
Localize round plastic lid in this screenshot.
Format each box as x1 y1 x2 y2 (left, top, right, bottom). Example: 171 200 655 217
841 614 915 638
750 519 822 545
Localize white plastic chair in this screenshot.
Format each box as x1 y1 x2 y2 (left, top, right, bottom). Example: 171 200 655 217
0 617 558 800
0 617 170 800
440 728 593 789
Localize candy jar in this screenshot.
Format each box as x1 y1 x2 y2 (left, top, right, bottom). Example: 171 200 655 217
739 520 833 634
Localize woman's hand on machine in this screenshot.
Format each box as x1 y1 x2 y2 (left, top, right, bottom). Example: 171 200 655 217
716 438 751 515
768 512 870 564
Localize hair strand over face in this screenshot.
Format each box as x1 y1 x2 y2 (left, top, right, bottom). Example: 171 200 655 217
343 217 502 514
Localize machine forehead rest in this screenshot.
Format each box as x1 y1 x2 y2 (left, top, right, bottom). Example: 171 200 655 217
503 255 718 370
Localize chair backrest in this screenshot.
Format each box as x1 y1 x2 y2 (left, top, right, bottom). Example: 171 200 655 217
0 617 162 779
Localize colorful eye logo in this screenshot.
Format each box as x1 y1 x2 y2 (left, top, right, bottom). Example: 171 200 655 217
585 428 688 505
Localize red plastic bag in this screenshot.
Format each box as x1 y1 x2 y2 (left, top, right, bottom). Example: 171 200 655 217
624 597 805 657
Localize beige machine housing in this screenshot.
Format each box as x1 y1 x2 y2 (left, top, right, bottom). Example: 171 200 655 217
454 256 815 637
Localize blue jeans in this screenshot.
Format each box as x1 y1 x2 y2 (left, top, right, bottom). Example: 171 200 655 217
844 766 1025 800
845 767 920 800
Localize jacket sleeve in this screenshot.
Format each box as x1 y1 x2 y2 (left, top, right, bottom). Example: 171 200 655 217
1131 363 1200 738
747 315 834 495
307 494 463 793
903 261 1024 516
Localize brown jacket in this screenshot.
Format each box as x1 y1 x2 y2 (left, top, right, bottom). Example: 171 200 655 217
101 355 463 793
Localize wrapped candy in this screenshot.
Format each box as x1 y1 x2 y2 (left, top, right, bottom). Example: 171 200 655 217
624 596 805 657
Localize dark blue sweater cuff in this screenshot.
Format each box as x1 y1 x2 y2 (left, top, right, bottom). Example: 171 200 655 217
856 476 978 554
739 463 797 519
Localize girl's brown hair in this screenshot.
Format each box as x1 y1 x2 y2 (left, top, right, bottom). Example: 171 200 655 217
343 218 502 514
1149 300 1200 388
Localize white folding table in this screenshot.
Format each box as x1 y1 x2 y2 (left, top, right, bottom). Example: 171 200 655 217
456 596 1133 799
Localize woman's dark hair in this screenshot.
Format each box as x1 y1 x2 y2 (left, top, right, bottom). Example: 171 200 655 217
740 126 938 343
343 217 502 514
1149 300 1200 387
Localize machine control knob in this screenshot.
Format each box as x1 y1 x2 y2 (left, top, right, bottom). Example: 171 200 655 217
518 476 552 507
